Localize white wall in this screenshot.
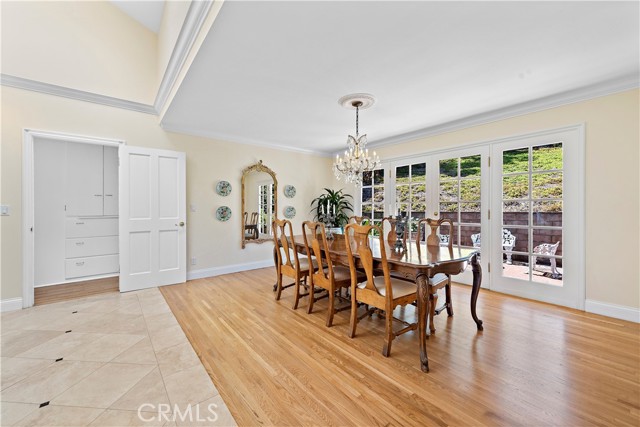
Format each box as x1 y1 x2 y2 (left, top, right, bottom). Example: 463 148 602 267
0 86 339 299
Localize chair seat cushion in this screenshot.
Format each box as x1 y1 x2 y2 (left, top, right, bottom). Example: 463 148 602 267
332 265 365 283
298 257 319 272
357 276 417 299
428 273 448 286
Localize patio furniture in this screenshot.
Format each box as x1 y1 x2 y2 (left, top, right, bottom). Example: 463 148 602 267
531 241 561 277
502 229 516 264
469 229 516 264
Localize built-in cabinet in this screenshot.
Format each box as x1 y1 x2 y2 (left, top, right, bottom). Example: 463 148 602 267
34 140 119 287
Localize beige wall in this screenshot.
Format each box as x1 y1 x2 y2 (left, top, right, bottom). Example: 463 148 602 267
1 1 158 104
373 89 640 309
0 86 338 299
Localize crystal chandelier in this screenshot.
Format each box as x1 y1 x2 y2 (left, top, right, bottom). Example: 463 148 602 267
333 94 380 185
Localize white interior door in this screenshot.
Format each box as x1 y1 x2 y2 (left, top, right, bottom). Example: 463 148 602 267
119 146 186 292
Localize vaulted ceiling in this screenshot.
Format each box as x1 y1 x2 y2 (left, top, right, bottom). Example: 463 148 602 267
157 2 638 154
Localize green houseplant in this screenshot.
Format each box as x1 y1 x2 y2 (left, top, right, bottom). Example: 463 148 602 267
310 188 354 228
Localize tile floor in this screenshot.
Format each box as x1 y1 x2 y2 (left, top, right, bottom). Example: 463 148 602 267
0 288 237 426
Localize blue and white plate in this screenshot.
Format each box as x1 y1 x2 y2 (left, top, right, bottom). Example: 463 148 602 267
216 206 232 221
284 185 296 198
284 206 296 219
216 180 232 196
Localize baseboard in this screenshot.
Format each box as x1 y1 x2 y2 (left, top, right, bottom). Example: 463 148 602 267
187 260 274 281
1 297 23 312
585 299 640 323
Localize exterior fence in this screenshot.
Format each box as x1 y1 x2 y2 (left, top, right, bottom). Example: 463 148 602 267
437 211 563 267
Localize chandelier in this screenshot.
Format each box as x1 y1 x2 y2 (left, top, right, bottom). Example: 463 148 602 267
333 93 380 185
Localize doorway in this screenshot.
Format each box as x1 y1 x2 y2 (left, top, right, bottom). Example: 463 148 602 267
23 130 188 307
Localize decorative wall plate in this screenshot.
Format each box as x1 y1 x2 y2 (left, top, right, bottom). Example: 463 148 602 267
216 180 232 196
216 206 232 221
284 206 296 219
284 185 296 198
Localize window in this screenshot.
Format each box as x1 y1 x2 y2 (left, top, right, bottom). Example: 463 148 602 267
360 168 385 227
438 155 482 248
395 162 427 241
501 143 563 285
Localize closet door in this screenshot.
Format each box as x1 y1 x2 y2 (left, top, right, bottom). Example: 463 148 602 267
119 146 187 291
103 146 119 216
66 142 104 216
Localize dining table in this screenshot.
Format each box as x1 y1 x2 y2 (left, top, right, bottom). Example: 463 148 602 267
285 233 484 373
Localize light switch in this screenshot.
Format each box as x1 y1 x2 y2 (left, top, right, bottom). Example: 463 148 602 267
190 204 197 212
0 205 9 216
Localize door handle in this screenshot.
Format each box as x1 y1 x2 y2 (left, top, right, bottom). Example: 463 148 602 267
176 221 185 227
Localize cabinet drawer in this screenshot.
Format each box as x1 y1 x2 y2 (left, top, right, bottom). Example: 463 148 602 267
66 217 118 238
65 254 119 279
66 236 118 258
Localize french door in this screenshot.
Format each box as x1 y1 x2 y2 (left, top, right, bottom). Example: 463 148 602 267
357 146 489 286
490 126 585 309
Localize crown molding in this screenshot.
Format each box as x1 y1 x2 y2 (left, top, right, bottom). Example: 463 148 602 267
161 122 330 157
1 74 156 114
153 0 215 114
366 73 640 152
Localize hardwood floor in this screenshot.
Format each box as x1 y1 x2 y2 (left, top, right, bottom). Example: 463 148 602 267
160 268 640 426
34 276 119 305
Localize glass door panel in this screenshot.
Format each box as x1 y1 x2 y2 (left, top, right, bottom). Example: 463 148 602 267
431 148 489 287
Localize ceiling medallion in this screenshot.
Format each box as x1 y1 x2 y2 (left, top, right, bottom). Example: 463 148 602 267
333 93 380 185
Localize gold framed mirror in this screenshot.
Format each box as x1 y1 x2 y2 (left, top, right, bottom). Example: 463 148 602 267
241 160 277 249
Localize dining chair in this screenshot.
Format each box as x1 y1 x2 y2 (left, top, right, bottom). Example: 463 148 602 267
250 212 259 225
273 218 316 309
348 215 366 225
381 216 408 247
416 218 454 333
344 223 418 357
302 221 364 327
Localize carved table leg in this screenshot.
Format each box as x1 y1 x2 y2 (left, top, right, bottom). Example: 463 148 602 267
416 273 431 373
470 253 484 331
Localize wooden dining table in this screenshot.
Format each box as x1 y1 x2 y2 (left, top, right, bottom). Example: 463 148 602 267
288 234 484 373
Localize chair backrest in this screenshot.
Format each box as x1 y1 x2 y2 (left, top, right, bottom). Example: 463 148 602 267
250 212 259 225
272 218 301 274
416 218 454 249
344 223 392 299
471 233 481 247
381 216 408 246
302 221 334 288
348 215 365 225
502 228 516 247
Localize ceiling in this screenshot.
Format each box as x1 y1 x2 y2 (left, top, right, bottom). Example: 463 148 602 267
161 1 639 155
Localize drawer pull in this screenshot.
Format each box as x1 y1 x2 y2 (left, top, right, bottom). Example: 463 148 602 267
94 194 103 197
75 242 85 246
105 194 113 197
76 261 85 266
75 222 85 225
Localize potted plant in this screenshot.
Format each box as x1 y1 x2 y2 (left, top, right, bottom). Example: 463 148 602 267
310 188 354 232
